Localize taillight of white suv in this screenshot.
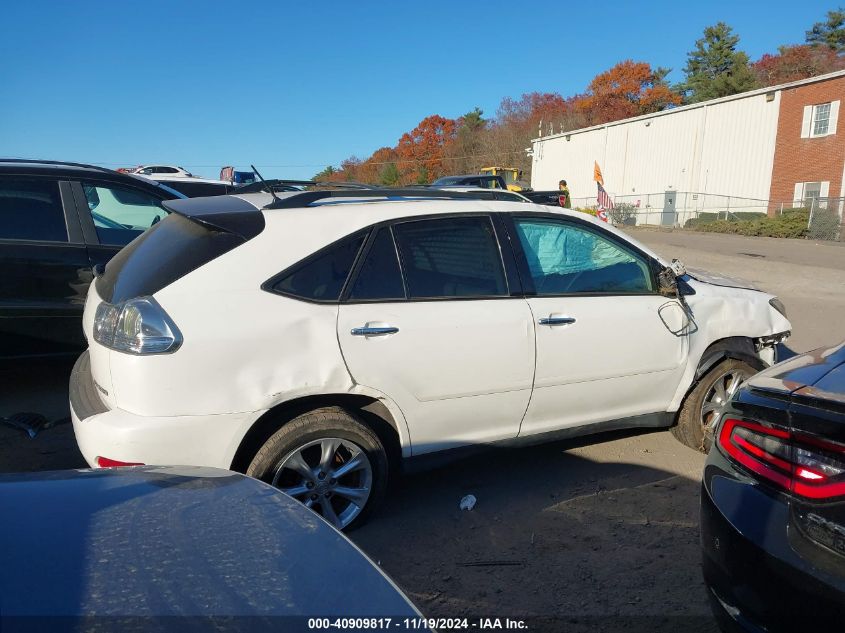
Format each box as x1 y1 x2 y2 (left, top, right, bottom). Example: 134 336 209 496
93 297 182 355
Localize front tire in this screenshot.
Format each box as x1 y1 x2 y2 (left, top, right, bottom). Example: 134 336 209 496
246 407 389 530
672 358 756 452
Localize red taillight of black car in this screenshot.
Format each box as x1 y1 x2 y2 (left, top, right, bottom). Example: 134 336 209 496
719 418 845 500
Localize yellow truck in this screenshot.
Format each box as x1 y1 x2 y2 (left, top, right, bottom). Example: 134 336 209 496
480 167 527 192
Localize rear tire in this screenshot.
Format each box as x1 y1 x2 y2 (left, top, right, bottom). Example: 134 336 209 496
246 407 389 530
672 358 756 452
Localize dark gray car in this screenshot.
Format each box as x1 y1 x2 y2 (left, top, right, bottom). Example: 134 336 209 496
0 466 423 631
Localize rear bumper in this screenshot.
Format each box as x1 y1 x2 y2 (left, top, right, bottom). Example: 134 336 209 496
701 462 845 632
70 351 263 470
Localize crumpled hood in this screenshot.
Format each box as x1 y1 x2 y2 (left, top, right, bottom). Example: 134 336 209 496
686 267 760 292
682 275 791 342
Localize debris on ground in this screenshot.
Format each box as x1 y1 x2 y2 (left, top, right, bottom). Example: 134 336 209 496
1 413 68 439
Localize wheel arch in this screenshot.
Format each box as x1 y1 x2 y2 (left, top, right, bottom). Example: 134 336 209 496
229 394 403 474
694 336 766 380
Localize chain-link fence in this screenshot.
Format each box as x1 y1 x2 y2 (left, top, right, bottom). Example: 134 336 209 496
567 191 843 241
803 197 844 241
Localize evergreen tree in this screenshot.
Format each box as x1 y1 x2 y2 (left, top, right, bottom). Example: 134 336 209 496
312 165 336 181
379 162 400 187
679 23 759 103
806 8 845 52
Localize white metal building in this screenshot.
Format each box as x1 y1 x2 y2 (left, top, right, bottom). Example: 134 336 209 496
529 70 845 226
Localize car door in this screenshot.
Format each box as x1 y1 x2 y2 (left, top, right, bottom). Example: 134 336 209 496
506 214 689 437
0 175 91 357
337 215 535 455
69 180 172 269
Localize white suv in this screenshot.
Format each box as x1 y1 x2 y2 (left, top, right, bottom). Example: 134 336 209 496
70 189 791 529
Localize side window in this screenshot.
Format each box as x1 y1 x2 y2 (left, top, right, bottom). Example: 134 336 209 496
272 233 365 302
347 227 405 301
0 178 67 242
83 183 168 246
513 218 653 294
393 216 507 299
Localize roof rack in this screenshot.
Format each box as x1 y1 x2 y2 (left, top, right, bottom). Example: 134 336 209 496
265 188 514 209
0 158 118 174
234 179 377 194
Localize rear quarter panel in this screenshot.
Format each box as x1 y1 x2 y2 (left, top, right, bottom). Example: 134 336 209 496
106 214 359 417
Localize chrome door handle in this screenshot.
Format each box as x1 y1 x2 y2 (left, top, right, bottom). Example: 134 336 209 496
538 315 576 326
350 325 399 336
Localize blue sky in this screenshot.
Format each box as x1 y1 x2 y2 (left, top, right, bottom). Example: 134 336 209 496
0 0 836 180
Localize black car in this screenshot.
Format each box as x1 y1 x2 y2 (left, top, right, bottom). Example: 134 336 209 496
522 190 564 206
431 174 508 189
702 341 845 632
0 466 423 630
0 160 183 358
150 177 237 197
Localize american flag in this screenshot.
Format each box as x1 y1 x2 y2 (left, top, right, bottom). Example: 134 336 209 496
597 183 614 210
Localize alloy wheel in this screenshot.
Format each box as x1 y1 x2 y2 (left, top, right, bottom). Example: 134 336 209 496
272 437 373 530
700 368 750 433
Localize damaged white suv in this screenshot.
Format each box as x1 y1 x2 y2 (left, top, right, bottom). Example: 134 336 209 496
71 189 791 529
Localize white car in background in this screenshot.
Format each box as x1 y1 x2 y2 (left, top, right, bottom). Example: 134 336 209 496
70 188 791 529
131 165 193 178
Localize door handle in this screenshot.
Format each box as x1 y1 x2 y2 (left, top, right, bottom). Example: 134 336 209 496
538 315 576 326
350 325 399 337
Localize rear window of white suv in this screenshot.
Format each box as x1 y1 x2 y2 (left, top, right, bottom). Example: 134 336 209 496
270 233 366 302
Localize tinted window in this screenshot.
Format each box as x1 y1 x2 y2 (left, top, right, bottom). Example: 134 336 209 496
514 218 653 294
96 213 246 304
0 178 67 242
83 183 168 246
393 217 507 299
348 227 405 301
273 234 365 301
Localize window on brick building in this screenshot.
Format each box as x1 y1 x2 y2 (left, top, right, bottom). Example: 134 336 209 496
793 181 829 208
802 101 839 138
804 182 823 201
813 103 831 136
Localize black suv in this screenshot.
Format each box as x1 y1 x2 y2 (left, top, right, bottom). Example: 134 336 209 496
431 174 508 189
0 160 183 359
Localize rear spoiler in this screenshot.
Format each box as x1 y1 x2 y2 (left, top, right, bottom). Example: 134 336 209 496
163 196 265 240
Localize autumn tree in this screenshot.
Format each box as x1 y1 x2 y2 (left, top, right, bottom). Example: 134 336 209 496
806 7 845 52
478 93 585 175
752 44 845 86
577 60 681 124
395 114 457 184
679 22 759 103
354 146 399 184
497 91 578 136
443 107 487 173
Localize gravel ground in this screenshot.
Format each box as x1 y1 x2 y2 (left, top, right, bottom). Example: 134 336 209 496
1 230 842 631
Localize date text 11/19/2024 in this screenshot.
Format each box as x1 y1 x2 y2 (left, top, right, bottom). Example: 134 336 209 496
307 618 528 630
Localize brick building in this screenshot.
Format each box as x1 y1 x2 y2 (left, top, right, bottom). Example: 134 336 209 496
530 70 845 222
770 75 844 207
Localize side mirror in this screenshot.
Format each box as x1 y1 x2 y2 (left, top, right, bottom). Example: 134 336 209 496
658 266 679 297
